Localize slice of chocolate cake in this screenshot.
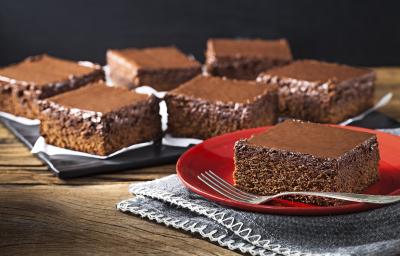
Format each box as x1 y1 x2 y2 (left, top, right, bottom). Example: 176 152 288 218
165 75 278 139
107 46 201 91
0 54 104 119
38 82 162 156
257 60 376 123
233 120 380 206
205 38 292 80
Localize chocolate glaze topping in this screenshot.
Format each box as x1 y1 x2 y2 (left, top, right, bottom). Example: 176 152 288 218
263 60 373 83
169 76 276 103
0 55 99 86
208 38 292 60
47 82 150 113
248 120 375 158
107 47 201 70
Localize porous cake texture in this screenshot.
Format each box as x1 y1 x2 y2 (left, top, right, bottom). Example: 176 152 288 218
165 75 279 139
205 38 292 80
257 60 376 123
107 46 201 91
38 82 162 155
234 120 380 206
0 54 104 119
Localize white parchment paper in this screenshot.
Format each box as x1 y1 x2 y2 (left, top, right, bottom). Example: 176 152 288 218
0 111 40 125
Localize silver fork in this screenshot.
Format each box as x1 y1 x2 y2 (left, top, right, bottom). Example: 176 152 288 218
198 170 400 204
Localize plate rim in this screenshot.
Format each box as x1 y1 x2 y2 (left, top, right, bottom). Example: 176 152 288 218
176 125 400 215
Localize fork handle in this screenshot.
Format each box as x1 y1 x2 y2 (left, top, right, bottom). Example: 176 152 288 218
274 191 400 204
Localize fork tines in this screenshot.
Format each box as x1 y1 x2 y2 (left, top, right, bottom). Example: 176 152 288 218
198 170 257 202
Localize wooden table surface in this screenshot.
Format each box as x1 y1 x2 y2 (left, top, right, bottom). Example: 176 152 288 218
1 68 399 256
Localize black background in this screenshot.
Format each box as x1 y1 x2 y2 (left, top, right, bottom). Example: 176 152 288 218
0 0 399 67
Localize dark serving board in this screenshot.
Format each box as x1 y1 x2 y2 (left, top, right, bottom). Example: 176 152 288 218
0 117 188 179
1 111 399 179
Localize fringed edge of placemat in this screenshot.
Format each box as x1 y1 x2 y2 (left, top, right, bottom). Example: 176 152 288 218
116 178 325 256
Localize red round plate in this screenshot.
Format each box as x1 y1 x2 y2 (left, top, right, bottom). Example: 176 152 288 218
176 125 400 215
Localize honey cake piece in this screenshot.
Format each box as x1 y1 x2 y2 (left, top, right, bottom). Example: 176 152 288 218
233 120 380 206
165 75 278 139
107 46 201 91
257 60 376 123
0 54 104 118
38 82 162 155
205 38 292 80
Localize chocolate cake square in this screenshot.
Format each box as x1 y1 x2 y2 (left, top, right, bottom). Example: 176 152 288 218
205 38 292 80
38 82 162 156
165 75 278 139
257 60 376 123
107 46 201 91
0 54 104 119
234 120 380 206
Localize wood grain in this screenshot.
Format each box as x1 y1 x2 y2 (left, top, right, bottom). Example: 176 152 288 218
374 67 400 120
0 184 238 256
0 67 399 255
0 164 176 186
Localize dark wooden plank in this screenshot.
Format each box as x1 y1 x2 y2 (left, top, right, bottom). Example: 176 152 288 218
374 68 400 121
0 184 239 256
0 164 176 185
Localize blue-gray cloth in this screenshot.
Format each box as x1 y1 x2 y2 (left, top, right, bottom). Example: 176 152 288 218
117 129 400 256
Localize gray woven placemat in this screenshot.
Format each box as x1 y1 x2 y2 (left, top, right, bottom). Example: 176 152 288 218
117 129 400 256
117 175 400 256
